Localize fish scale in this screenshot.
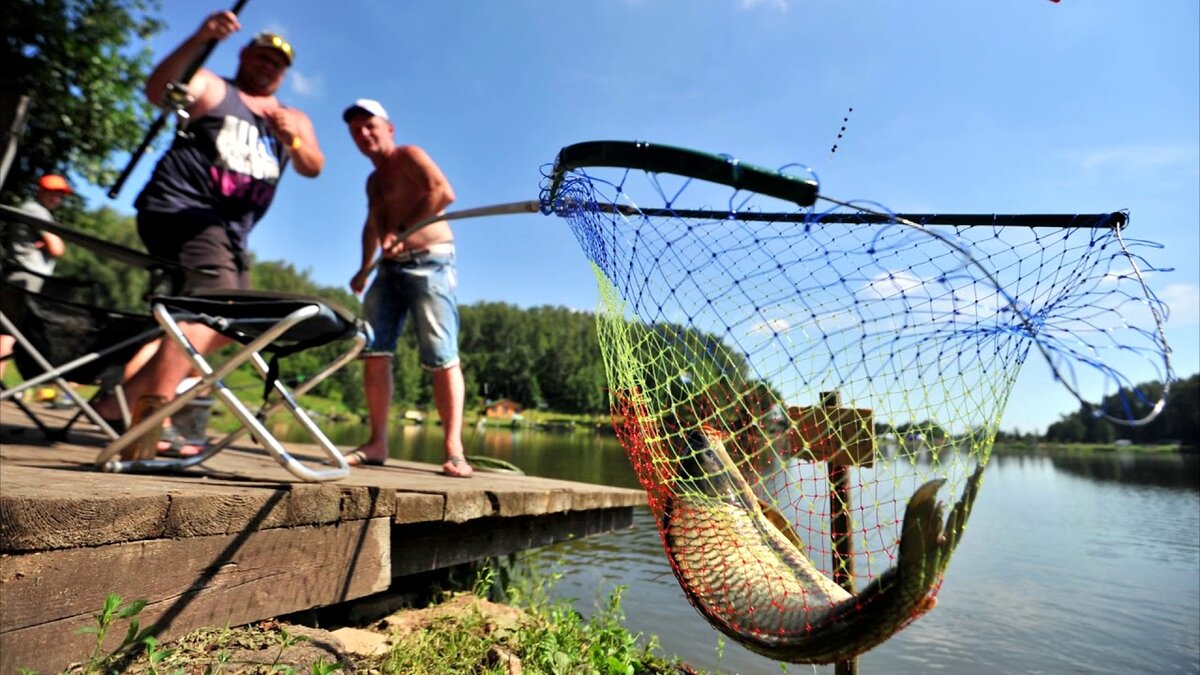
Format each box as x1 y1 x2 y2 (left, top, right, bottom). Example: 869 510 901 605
660 428 984 664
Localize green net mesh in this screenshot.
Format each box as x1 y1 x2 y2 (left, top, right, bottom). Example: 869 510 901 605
539 146 1170 664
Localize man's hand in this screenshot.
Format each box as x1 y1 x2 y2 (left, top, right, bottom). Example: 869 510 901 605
350 268 371 295
267 108 300 150
381 232 407 258
268 108 323 177
196 10 240 43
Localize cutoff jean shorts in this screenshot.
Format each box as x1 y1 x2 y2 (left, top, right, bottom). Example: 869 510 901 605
362 246 460 370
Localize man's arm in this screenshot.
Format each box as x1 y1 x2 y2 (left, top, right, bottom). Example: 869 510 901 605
143 10 237 111
350 175 382 295
38 231 65 258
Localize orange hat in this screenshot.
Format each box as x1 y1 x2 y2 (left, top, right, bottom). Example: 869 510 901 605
38 174 71 194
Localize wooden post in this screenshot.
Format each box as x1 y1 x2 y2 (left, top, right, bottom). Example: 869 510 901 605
830 457 858 674
826 393 858 675
788 390 874 675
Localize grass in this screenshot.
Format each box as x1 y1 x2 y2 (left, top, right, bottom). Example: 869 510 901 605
26 564 700 675
356 565 691 674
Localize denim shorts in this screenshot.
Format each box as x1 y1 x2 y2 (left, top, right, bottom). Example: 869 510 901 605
362 249 459 369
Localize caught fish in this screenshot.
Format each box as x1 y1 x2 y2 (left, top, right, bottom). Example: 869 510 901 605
661 426 985 664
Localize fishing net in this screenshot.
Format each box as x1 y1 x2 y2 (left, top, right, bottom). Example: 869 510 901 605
536 141 1172 664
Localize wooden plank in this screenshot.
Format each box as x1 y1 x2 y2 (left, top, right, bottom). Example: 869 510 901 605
0 465 394 551
0 517 391 675
371 465 644 520
787 390 876 467
0 464 172 550
390 507 636 578
393 491 447 524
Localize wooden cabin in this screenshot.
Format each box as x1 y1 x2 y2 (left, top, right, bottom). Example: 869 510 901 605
484 399 523 419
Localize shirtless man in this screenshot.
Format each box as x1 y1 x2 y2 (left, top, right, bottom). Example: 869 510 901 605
94 8 323 447
343 99 470 477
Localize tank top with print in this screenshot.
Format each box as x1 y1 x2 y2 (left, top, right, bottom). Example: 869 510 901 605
135 79 289 249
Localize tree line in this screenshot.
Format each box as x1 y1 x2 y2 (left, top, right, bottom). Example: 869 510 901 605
21 202 1199 442
28 204 785 421
1043 373 1198 446
32 204 612 415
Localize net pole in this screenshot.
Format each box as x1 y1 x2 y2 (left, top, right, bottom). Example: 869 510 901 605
824 390 860 675
362 200 542 277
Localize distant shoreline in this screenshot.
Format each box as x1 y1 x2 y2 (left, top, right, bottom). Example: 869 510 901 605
993 441 1194 455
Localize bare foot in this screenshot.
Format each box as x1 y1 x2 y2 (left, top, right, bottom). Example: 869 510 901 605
442 454 473 478
343 443 388 467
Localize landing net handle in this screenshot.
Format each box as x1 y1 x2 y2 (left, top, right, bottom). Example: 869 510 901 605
546 140 820 209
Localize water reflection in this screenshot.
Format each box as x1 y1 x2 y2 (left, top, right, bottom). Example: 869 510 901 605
302 422 1200 674
1048 451 1199 491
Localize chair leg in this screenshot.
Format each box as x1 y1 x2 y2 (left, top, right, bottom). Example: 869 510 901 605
0 310 129 441
8 396 62 440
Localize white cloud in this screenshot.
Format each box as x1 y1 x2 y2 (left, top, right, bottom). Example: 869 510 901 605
288 70 321 97
863 271 930 301
749 317 792 334
1159 283 1200 325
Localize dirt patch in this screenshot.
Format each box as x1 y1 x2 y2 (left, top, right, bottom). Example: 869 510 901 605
373 593 528 641
123 593 529 674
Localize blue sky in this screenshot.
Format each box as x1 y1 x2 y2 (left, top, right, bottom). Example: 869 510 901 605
83 0 1198 433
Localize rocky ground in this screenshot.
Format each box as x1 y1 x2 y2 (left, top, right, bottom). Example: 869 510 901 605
116 593 528 674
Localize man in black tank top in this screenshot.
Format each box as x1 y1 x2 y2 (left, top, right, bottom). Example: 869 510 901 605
95 8 324 450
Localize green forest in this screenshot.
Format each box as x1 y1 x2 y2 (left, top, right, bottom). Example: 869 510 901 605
1043 373 1199 446
34 204 613 416
28 204 770 422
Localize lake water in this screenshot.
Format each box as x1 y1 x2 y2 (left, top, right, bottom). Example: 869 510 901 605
315 422 1200 674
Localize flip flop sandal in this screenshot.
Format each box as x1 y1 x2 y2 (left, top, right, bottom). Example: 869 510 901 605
343 449 387 467
156 426 208 458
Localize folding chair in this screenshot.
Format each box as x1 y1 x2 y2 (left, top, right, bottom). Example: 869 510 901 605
94 290 370 482
1 204 178 440
1 204 371 482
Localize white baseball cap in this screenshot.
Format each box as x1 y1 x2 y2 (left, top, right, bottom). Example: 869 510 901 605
342 98 389 122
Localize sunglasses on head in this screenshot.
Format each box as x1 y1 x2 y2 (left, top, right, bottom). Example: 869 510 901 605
249 32 294 64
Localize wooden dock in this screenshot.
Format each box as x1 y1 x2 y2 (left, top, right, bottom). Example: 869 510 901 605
0 402 645 673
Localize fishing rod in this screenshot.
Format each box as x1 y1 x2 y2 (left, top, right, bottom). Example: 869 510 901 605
358 200 542 279
107 0 250 199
